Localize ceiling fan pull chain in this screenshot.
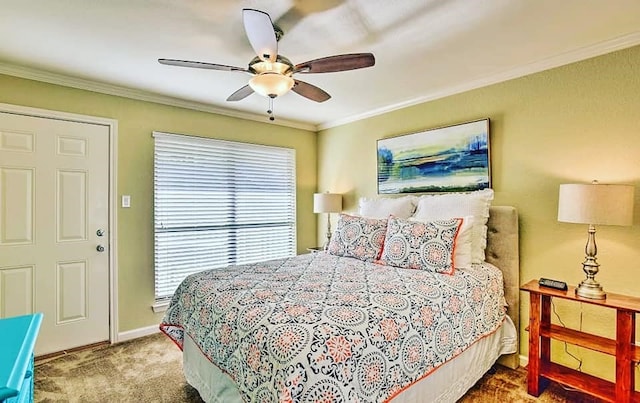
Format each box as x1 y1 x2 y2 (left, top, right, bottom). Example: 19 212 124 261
267 97 275 121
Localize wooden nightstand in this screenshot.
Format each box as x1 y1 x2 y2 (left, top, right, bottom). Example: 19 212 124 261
521 279 640 402
307 246 325 253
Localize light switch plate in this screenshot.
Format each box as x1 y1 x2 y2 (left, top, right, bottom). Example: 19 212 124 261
122 195 131 208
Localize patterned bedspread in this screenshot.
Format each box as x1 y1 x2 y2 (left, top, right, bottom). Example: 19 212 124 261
160 252 507 402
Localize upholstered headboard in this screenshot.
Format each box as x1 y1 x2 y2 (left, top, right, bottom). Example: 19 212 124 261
485 206 520 369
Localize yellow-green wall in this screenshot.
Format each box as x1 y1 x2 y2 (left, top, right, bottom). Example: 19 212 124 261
2 43 639 382
0 74 317 332
317 45 640 381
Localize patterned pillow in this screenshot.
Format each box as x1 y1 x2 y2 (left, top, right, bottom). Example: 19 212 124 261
412 188 493 263
380 217 462 274
410 215 473 269
327 214 388 262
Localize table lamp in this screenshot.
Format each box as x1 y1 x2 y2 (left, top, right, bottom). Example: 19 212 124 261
313 192 342 249
557 181 634 299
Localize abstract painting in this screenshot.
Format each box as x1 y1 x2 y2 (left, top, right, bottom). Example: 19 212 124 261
377 119 490 194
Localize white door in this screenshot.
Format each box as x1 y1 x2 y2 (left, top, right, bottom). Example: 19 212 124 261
0 111 110 355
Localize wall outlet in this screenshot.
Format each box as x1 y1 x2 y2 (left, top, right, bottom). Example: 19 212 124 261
122 195 131 208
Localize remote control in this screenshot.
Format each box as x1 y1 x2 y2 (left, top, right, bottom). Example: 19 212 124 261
538 278 568 291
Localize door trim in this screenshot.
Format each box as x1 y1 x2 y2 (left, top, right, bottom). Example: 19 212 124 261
0 102 119 344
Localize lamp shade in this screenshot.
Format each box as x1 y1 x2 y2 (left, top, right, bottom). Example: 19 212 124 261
313 193 342 213
558 183 634 226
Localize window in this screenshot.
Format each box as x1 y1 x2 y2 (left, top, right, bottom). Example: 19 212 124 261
153 132 296 301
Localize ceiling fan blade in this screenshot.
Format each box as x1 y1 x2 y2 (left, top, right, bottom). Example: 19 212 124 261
292 80 331 103
243 9 278 63
226 85 255 102
294 53 375 73
158 59 248 72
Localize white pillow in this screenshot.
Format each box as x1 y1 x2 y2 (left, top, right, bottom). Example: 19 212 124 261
412 189 493 263
358 196 417 219
411 215 473 269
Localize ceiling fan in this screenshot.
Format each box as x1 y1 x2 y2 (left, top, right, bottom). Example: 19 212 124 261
159 8 375 120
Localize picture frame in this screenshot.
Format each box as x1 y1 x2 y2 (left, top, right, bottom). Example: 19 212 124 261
377 119 491 194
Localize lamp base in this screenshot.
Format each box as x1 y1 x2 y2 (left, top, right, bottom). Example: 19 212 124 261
575 224 606 300
324 213 333 251
575 279 606 300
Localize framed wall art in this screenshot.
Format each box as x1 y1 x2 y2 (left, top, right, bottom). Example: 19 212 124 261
377 119 491 194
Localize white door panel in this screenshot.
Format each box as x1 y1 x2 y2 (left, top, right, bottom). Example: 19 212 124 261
0 265 34 317
0 111 110 355
1 167 34 244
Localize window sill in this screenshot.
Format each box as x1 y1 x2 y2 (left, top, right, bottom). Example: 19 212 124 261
151 300 170 313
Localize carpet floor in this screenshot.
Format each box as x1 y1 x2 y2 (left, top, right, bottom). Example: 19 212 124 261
34 333 603 402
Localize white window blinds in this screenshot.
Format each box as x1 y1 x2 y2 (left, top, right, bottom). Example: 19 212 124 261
153 132 296 300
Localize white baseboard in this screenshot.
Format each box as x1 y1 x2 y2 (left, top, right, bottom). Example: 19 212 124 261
519 354 529 368
116 324 160 343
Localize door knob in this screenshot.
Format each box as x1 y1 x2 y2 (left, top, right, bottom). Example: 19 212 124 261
96 245 105 252
96 229 105 237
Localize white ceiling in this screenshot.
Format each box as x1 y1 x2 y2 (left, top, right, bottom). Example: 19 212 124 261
1 0 640 130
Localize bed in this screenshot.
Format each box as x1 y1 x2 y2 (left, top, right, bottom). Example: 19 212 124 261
161 205 520 402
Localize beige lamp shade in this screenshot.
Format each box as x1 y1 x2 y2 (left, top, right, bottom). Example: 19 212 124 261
313 193 342 213
558 183 634 226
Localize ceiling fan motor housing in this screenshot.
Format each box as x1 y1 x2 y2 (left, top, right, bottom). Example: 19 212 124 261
248 55 293 75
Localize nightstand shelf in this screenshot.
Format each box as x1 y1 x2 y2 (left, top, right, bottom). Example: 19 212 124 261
521 279 640 403
540 361 615 401
539 323 617 356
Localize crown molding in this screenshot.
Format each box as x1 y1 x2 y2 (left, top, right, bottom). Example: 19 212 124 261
0 62 316 132
3 30 639 133
318 31 640 130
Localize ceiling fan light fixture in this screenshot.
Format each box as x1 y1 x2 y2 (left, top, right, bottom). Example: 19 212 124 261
249 72 294 98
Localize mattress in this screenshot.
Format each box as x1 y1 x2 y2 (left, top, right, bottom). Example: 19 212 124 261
161 252 511 402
